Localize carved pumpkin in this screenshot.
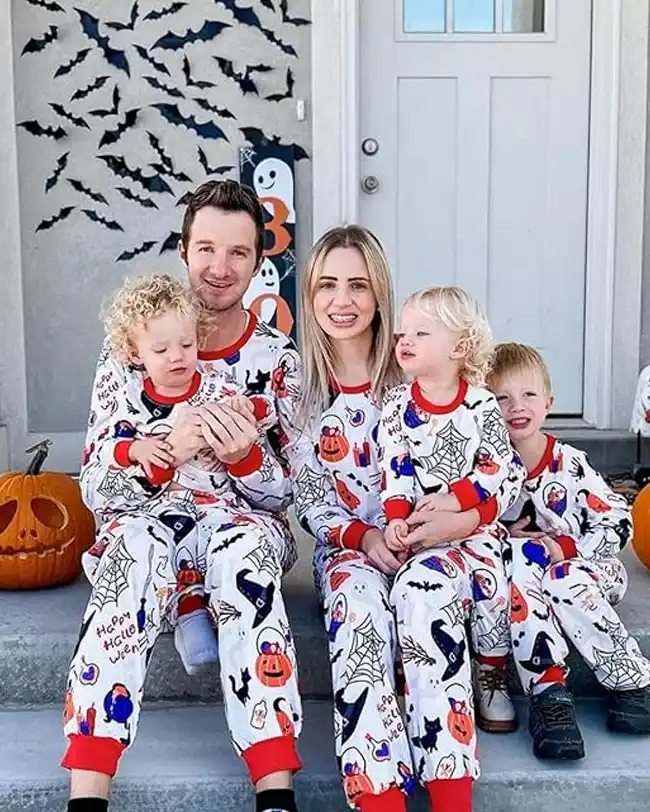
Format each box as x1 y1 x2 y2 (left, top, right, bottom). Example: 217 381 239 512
319 419 350 463
510 583 529 623
342 753 374 803
0 440 95 590
447 698 475 745
632 484 650 569
255 632 293 687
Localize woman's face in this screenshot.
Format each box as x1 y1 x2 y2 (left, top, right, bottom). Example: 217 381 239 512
312 247 378 343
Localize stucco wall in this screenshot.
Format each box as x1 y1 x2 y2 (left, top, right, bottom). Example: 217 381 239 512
10 0 311 435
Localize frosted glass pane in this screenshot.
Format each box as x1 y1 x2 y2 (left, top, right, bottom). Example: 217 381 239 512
404 0 446 33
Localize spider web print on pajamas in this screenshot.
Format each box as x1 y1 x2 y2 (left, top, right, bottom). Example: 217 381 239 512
482 406 512 459
590 615 650 688
343 614 387 689
91 537 137 611
294 465 332 516
417 421 470 485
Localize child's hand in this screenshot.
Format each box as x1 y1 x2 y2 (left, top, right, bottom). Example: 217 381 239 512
385 519 409 552
415 493 461 513
539 535 566 564
360 528 406 574
509 517 540 538
128 436 174 479
221 395 256 419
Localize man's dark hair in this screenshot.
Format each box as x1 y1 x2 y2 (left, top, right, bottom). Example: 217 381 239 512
180 179 265 262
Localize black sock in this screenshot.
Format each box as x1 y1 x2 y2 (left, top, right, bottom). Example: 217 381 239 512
67 799 109 812
256 788 298 812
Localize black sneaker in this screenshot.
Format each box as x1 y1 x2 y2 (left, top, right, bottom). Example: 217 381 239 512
528 684 585 760
607 686 650 734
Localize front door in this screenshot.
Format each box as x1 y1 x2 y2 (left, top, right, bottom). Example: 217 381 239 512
359 0 592 414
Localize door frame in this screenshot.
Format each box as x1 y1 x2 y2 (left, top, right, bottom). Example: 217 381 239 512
311 0 646 429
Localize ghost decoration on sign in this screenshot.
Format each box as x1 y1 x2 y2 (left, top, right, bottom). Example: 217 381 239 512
243 257 281 323
254 157 295 223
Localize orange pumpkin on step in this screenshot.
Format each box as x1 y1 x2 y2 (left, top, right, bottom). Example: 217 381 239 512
632 483 650 569
0 440 95 589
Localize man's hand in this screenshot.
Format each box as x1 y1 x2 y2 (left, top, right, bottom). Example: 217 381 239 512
405 508 479 554
200 402 258 466
128 436 174 479
164 405 206 466
415 493 461 513
385 519 409 552
360 528 405 575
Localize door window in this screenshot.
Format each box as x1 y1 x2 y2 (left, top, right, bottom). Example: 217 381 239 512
403 0 546 34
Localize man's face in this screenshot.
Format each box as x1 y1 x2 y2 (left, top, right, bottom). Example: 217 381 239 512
181 206 260 312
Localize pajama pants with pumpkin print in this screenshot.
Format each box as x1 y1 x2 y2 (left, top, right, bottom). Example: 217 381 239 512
315 528 510 809
62 492 302 783
506 539 650 693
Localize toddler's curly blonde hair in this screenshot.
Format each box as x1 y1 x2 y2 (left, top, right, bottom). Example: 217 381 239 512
103 273 204 364
403 285 493 386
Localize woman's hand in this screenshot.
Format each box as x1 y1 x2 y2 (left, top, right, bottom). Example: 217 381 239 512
360 528 405 575
415 493 461 513
199 402 258 465
165 406 207 466
405 508 479 554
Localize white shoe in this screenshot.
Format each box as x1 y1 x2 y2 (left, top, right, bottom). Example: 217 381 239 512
174 609 219 676
475 662 518 732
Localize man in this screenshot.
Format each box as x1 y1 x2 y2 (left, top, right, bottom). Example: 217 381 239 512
63 181 304 812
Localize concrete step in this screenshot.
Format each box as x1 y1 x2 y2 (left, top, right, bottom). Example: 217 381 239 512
1 700 649 812
1 540 649 707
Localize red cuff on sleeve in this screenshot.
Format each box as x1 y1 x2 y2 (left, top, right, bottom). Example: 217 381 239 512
226 443 264 477
475 497 498 527
555 534 578 559
147 463 175 485
249 396 269 421
449 477 481 509
61 734 126 776
241 735 302 784
342 521 374 551
384 497 413 521
113 440 134 468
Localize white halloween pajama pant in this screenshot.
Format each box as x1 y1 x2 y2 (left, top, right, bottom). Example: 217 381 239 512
62 494 302 783
316 530 509 809
506 539 650 694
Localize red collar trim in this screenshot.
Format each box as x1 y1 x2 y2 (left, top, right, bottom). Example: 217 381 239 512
329 378 372 395
198 311 257 361
411 379 468 415
527 434 556 480
143 371 201 405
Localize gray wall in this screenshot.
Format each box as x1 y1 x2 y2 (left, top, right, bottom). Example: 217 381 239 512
11 0 311 435
642 0 650 369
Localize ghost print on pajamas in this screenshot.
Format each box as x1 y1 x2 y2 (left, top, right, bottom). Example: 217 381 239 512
503 435 650 693
288 380 524 805
63 313 303 781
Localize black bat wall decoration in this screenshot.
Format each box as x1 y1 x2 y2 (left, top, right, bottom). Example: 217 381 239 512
160 231 181 253
279 0 310 26
117 241 157 262
266 67 294 102
116 186 159 209
152 103 229 141
82 209 124 232
194 97 236 120
197 146 233 176
75 9 131 76
71 75 110 101
89 86 121 118
150 163 192 182
143 75 185 99
182 56 215 89
213 57 258 95
143 3 187 21
36 206 75 232
152 21 231 51
49 102 90 130
133 45 170 76
106 1 139 32
261 26 298 57
54 48 91 78
22 26 58 56
214 0 263 29
68 178 109 205
240 127 308 160
99 109 139 148
249 63 273 73
45 151 68 193
98 154 174 194
147 132 173 172
18 120 67 140
176 190 193 206
260 0 275 8
26 0 63 11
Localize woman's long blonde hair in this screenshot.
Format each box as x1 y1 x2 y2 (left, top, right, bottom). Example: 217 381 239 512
299 225 402 422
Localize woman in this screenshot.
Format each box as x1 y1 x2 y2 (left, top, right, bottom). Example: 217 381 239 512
290 226 522 812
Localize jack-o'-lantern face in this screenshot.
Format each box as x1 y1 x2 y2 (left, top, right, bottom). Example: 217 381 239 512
0 454 94 590
342 752 374 803
255 631 293 687
476 449 500 475
447 698 475 745
319 417 350 463
510 583 529 623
